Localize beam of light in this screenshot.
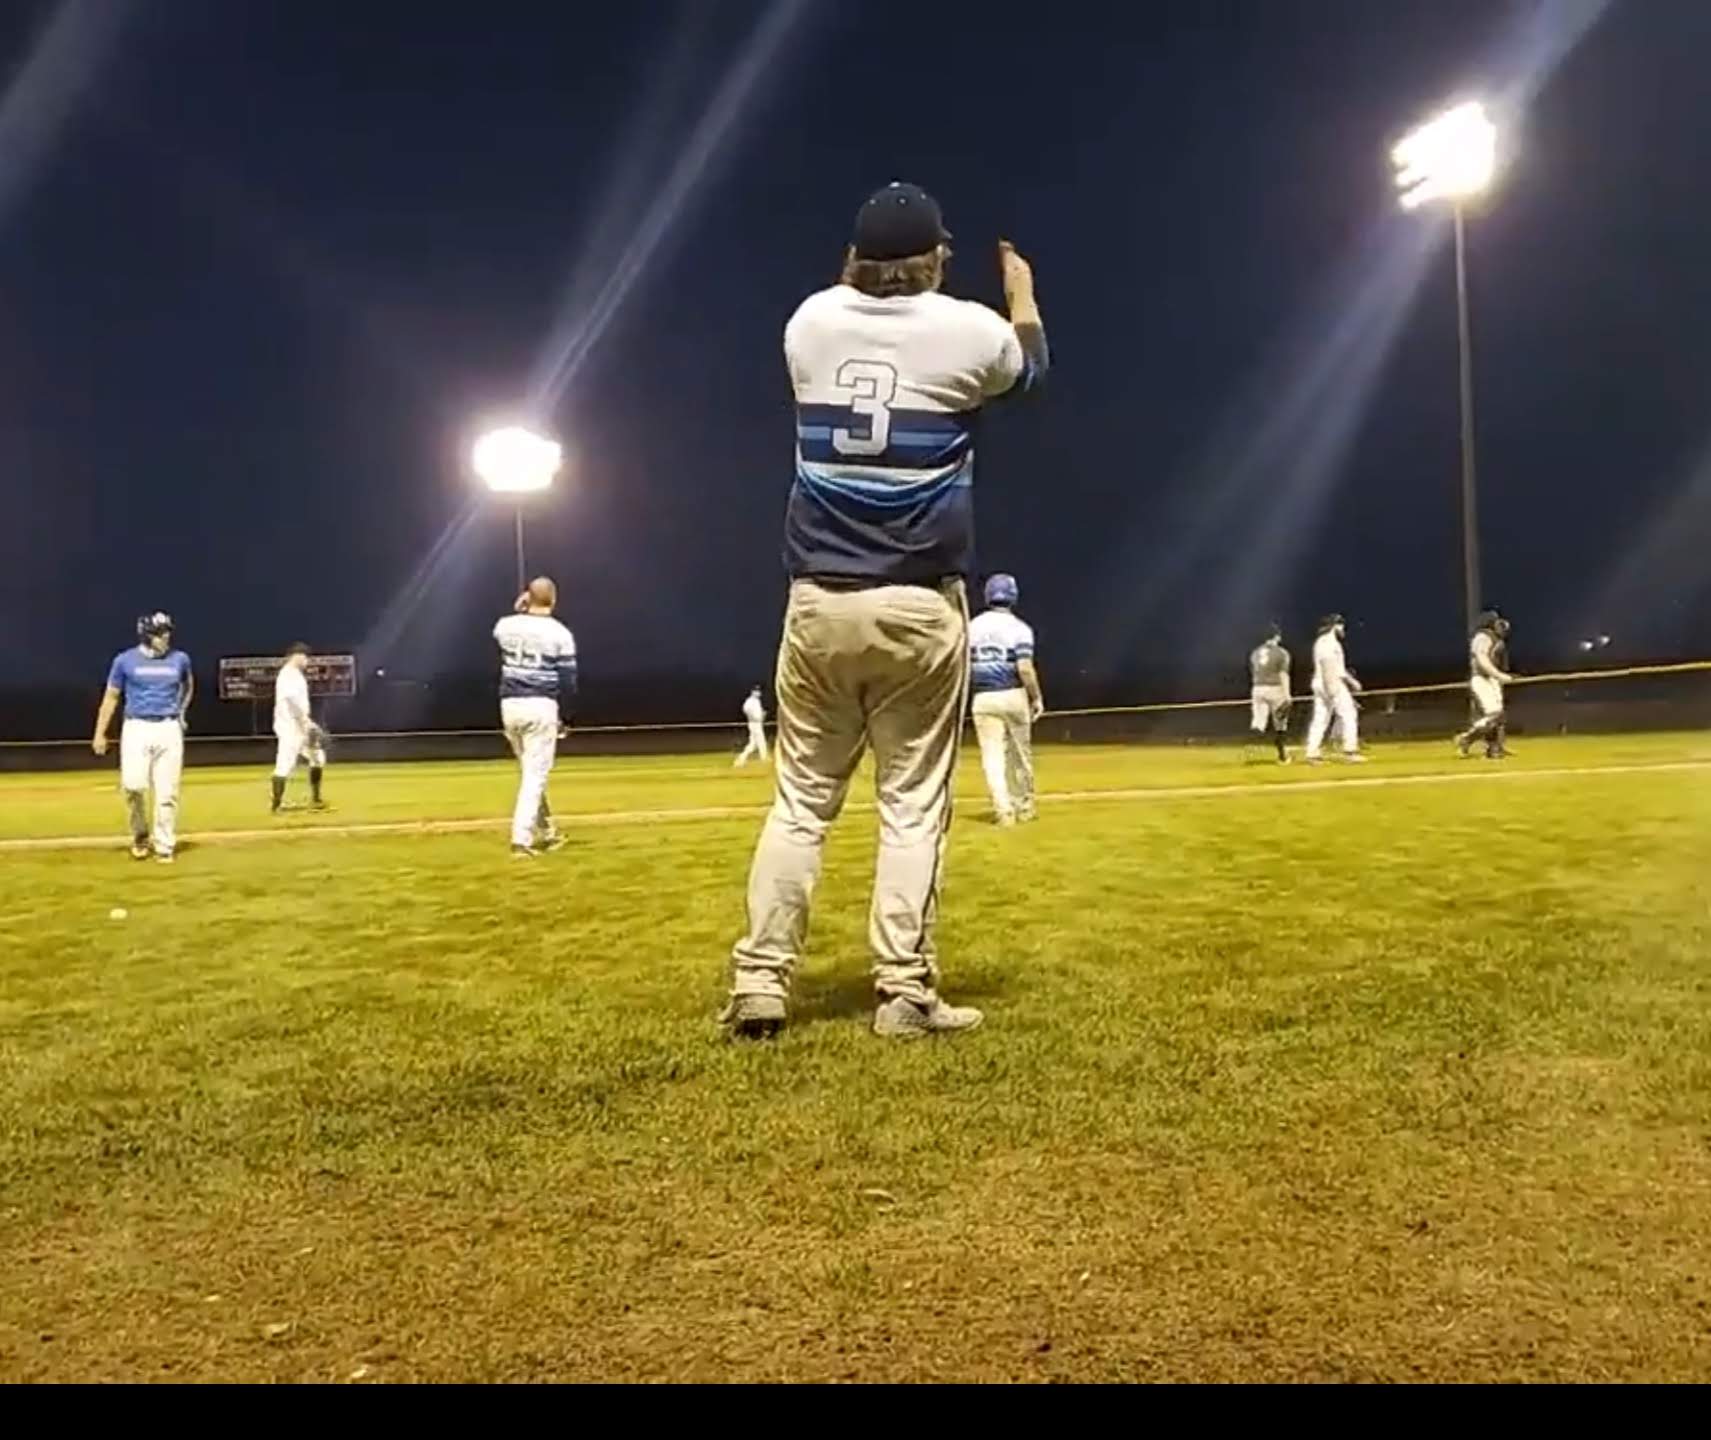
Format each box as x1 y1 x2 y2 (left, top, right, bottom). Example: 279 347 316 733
1581 438 1711 652
322 499 487 727
525 0 811 416
1491 0 1616 114
1081 0 1614 683
1082 216 1441 680
0 0 137 226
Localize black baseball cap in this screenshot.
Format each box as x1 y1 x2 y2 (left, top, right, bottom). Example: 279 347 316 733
851 181 951 261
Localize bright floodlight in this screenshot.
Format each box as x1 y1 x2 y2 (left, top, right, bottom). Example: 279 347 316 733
1392 101 1498 211
473 425 562 494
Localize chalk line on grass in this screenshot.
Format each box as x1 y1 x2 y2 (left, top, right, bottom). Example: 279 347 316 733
2 757 1706 854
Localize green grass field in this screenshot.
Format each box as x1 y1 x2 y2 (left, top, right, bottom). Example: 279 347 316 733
2 734 1709 1381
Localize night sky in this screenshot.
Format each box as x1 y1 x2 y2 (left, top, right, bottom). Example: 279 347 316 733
3 0 1707 707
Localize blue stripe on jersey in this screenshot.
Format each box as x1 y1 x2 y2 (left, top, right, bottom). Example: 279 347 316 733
784 456 975 583
794 404 976 471
499 656 577 702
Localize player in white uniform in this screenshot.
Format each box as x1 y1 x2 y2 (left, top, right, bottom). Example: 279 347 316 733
1304 613 1366 763
733 686 769 766
493 577 578 857
1248 623 1293 764
270 643 328 813
968 573 1043 824
1456 610 1514 759
91 612 194 863
722 182 1048 1040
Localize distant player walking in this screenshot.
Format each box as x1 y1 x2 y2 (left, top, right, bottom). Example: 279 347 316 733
91 612 193 863
723 181 1049 1040
270 643 328 812
1456 610 1514 759
1248 623 1293 764
493 577 578 857
969 573 1043 824
1304 613 1365 763
734 686 769 766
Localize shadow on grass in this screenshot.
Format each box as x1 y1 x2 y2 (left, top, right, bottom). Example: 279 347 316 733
794 964 1009 1026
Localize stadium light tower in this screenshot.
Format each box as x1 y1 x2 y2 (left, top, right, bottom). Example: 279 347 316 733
472 424 563 592
1392 100 1499 637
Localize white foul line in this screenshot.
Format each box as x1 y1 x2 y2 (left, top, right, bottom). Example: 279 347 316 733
0 757 1706 855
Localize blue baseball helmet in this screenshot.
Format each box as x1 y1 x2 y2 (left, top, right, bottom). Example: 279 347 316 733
137 611 173 641
984 573 1019 608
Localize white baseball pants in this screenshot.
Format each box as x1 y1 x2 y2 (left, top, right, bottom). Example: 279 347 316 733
971 687 1034 820
501 696 561 848
120 717 183 855
1305 686 1360 758
735 719 769 765
273 726 327 777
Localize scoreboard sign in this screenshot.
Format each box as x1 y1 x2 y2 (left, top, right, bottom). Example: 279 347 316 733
218 654 358 702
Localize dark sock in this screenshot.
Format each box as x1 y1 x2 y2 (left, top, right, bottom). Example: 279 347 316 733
270 776 285 811
1488 719 1507 755
1273 726 1287 760
309 766 323 802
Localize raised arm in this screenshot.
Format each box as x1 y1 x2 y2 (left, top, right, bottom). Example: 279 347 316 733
999 241 1049 388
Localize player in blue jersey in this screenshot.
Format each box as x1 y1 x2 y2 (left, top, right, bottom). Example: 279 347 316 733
493 577 578 856
968 573 1044 825
92 612 194 862
722 181 1049 1041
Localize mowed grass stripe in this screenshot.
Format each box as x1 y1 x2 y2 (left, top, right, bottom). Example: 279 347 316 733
2 754 1707 852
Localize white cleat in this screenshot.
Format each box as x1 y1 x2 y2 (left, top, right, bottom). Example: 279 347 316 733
873 996 984 1040
536 833 567 853
1343 753 1369 764
130 841 151 861
154 851 175 865
509 844 538 860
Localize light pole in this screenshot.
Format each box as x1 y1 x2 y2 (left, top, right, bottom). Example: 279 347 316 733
1393 100 1499 637
472 425 563 592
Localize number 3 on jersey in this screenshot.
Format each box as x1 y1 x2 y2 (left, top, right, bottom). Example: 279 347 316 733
832 359 899 456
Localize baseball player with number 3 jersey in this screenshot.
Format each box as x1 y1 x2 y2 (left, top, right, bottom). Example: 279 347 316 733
723 181 1049 1042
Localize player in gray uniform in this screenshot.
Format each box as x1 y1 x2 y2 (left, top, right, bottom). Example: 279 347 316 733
1248 623 1292 764
1456 610 1514 759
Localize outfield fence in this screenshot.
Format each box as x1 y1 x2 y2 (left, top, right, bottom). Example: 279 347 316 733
2 661 1707 772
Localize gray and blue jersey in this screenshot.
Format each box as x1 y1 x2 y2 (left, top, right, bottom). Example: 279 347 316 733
493 613 578 703
968 609 1036 694
106 647 191 720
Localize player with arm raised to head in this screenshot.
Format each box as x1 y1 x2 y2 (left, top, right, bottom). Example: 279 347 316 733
969 572 1043 824
1456 610 1514 759
1304 613 1365 763
1248 623 1293 764
91 612 193 863
493 577 577 857
723 181 1049 1041
734 686 769 766
270 643 329 813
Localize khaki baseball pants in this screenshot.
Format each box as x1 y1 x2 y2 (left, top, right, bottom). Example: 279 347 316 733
730 577 969 1006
